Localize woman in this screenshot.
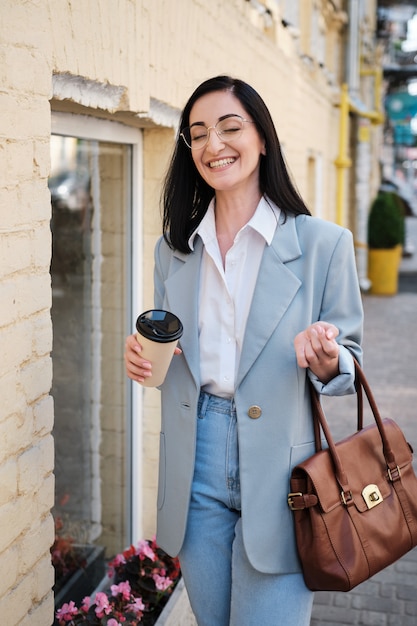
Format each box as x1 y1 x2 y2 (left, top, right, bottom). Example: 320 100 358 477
125 76 363 625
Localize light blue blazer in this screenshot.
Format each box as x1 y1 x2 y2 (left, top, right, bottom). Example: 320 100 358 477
153 212 363 575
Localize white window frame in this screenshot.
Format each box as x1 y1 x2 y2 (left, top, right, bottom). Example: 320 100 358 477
51 112 144 543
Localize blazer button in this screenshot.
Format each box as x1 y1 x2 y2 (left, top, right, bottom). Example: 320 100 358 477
248 405 262 419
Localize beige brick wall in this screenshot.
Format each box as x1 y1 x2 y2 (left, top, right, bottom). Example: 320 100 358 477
0 0 379 623
0 0 55 622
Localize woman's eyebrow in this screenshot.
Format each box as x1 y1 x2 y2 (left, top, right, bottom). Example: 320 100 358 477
189 113 241 127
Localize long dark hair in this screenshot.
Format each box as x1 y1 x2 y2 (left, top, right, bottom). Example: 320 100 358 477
162 75 310 253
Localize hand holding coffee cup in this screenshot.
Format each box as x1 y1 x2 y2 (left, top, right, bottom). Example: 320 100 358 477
135 309 183 387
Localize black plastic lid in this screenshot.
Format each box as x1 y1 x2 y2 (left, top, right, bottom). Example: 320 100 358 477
136 309 183 343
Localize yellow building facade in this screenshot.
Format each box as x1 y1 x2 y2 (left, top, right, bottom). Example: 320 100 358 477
0 1 381 623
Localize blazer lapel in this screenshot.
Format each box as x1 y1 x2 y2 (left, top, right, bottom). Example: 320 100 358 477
236 216 302 387
163 238 203 390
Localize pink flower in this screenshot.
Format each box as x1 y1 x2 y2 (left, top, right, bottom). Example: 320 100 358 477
128 596 145 615
112 553 126 567
80 595 91 612
107 620 122 626
107 552 127 577
136 539 156 561
55 600 78 622
111 580 131 600
153 574 173 591
93 591 111 618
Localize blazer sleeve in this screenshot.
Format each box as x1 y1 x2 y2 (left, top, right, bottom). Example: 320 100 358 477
309 227 363 396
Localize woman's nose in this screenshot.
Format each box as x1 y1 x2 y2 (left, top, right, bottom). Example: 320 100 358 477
206 128 225 152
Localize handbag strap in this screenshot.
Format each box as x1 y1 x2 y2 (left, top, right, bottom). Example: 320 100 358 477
309 358 399 495
313 371 364 451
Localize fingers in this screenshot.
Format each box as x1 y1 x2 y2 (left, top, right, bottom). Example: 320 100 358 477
310 321 339 341
308 325 339 360
124 334 152 383
294 322 340 383
124 336 182 384
294 332 310 368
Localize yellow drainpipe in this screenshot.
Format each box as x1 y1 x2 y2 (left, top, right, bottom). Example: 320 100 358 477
334 68 384 226
334 84 352 226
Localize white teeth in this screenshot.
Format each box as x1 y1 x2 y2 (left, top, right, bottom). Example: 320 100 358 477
209 158 235 168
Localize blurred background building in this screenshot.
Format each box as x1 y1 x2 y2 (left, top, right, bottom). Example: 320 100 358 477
378 0 417 260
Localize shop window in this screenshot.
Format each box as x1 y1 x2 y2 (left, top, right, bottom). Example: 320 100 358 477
49 116 143 607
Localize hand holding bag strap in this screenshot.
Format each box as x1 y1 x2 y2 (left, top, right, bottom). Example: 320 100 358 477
309 359 401 494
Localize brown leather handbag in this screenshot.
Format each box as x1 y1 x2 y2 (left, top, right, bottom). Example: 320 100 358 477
288 359 417 592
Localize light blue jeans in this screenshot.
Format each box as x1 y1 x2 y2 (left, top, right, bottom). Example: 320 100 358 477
178 392 314 626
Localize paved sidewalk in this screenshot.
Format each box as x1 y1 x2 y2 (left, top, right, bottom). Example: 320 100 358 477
310 217 417 626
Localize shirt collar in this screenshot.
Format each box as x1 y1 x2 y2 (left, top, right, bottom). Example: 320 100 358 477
188 196 280 250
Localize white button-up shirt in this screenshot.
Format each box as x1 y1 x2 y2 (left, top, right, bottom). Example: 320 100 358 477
189 196 280 398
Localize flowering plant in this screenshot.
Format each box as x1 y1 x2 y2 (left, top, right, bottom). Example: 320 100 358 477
55 538 181 625
108 537 181 604
56 581 144 625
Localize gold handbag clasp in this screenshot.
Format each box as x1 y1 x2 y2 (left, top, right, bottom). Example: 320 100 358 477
362 484 383 509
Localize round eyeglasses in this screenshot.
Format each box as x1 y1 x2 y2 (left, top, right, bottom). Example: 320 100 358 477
180 114 254 150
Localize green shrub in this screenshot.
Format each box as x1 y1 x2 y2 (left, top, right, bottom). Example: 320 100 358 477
367 191 405 249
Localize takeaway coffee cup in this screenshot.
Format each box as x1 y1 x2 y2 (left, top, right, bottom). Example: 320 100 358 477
135 309 183 387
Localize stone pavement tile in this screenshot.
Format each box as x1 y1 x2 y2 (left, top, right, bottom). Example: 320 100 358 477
310 549 417 625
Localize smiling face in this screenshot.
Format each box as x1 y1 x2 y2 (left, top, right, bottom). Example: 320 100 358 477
188 90 266 198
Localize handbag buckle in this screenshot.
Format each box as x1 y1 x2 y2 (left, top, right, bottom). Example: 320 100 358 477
387 465 401 482
340 490 353 506
287 492 304 511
